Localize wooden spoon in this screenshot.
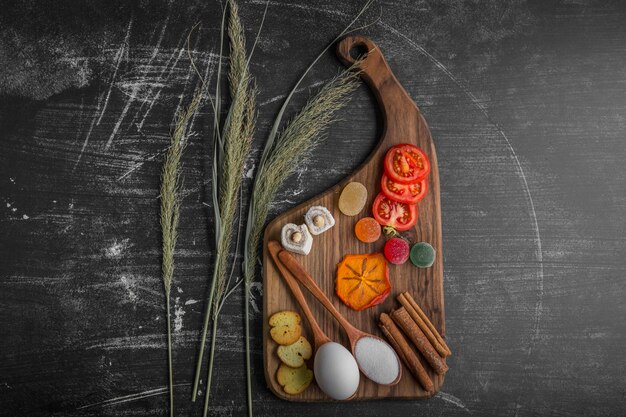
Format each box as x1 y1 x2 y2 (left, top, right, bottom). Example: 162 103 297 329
277 248 402 386
268 241 360 401
267 241 330 350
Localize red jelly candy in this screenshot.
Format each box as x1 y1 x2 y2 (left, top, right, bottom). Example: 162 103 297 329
384 237 410 265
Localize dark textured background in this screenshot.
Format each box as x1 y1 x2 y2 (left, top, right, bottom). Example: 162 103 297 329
1 0 625 415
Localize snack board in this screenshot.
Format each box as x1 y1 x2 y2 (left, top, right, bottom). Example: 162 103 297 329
263 36 446 401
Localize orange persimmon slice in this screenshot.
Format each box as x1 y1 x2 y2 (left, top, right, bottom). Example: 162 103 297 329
336 253 391 311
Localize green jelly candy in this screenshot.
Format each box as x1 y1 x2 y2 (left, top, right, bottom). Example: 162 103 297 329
410 242 435 268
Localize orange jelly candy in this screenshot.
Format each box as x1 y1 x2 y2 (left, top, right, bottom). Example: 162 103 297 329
336 253 391 311
354 217 382 243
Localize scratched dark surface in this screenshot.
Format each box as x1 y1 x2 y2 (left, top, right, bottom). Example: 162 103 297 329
1 0 625 416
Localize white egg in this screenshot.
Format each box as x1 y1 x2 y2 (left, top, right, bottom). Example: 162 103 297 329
313 342 360 400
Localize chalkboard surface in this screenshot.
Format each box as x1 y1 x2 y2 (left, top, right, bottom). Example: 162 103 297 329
1 1 625 416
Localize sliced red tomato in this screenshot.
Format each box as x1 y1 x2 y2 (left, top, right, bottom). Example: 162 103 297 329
372 192 418 231
380 174 428 205
384 144 430 184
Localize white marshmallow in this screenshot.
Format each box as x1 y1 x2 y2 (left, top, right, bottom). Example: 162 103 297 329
281 223 313 255
304 206 335 235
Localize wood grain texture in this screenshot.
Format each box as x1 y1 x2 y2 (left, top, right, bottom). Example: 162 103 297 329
263 36 445 401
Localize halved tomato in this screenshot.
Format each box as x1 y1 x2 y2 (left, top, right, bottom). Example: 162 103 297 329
384 144 430 184
372 192 418 231
380 174 428 205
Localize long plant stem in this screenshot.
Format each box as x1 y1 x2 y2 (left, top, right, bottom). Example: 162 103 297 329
160 93 201 416
191 267 219 401
194 0 262 411
192 0 267 410
191 3 227 403
244 281 252 416
241 68 360 414
166 295 174 417
242 3 374 416
203 320 219 417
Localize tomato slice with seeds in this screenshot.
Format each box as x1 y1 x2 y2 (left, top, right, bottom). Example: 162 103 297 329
384 144 430 184
372 192 418 231
380 174 428 205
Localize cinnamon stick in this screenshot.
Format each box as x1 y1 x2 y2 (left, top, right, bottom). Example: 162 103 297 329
391 307 448 375
379 313 434 393
398 292 451 357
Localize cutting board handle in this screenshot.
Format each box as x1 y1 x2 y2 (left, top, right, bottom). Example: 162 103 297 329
336 35 419 138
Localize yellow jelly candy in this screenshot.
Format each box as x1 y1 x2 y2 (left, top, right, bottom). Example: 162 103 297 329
338 182 368 216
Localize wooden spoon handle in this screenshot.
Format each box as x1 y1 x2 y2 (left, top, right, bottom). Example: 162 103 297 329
336 35 418 138
268 241 330 349
277 249 363 340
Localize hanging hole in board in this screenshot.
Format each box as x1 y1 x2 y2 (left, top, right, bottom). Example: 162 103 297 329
349 43 369 61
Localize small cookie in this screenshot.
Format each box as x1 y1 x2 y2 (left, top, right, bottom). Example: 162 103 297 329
269 311 302 345
276 364 314 395
277 336 312 368
269 311 301 328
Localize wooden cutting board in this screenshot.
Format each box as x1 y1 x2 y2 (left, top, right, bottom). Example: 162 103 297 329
262 35 446 401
